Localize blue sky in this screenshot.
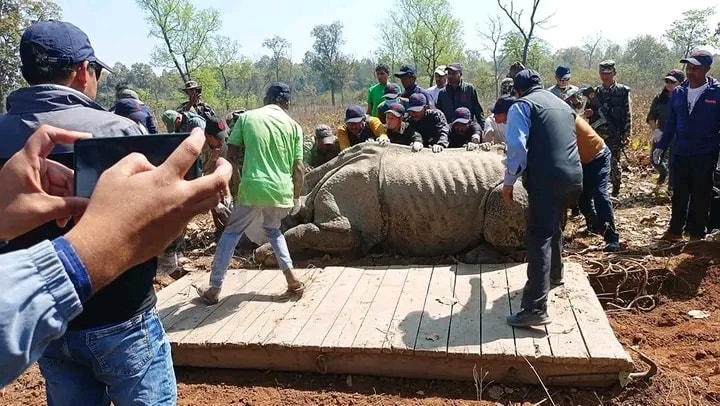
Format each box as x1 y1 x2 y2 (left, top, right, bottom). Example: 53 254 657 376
57 0 719 68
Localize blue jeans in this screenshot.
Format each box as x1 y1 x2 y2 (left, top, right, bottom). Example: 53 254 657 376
209 204 293 289
38 308 176 406
579 147 619 244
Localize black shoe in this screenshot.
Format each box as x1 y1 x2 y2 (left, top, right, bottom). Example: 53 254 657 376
657 172 667 185
604 242 620 252
611 185 620 197
507 309 551 327
551 277 565 286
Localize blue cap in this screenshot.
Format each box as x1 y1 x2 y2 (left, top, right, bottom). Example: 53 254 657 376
386 103 406 117
555 65 571 80
345 105 366 123
383 83 402 98
407 93 427 112
492 96 516 114
20 20 111 72
446 62 463 72
680 49 714 67
265 82 291 103
513 69 542 93
113 98 148 124
394 64 416 77
451 107 471 124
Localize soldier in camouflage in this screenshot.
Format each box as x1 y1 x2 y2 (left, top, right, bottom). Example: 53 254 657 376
583 60 632 197
177 80 216 121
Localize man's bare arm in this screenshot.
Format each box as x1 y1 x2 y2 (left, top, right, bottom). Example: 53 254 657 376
292 159 305 199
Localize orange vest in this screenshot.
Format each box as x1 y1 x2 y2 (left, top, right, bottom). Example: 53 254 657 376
575 115 606 164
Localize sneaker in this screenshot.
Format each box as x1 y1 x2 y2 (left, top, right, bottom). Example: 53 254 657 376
660 230 683 242
604 242 620 252
507 309 551 327
195 285 221 305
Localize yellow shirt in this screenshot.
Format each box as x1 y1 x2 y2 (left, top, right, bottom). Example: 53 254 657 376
337 115 388 150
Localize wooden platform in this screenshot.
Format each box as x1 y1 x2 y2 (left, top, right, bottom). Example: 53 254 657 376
157 262 633 387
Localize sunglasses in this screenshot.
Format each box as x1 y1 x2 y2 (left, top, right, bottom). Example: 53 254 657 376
88 62 103 80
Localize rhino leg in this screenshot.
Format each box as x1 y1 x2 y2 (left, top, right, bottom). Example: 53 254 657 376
483 182 528 248
253 223 358 266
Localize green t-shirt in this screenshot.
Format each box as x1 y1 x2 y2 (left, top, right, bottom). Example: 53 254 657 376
367 82 389 117
228 104 303 207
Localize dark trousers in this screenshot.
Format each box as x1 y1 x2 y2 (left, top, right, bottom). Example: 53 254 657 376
578 147 619 243
669 151 718 236
522 182 582 312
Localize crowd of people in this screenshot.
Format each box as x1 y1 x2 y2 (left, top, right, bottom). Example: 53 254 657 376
1 17 719 403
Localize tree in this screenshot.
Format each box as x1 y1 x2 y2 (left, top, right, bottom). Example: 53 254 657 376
501 32 551 71
378 0 464 87
622 35 674 88
478 15 506 98
0 0 61 112
305 21 352 106
497 0 554 65
211 35 241 110
664 7 720 58
581 33 606 69
262 35 291 83
136 0 221 83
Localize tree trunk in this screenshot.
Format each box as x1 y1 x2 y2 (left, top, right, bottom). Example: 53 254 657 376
330 83 336 106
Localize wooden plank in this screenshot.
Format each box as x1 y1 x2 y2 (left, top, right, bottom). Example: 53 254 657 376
563 262 632 366
208 269 303 344
505 263 553 361
292 267 365 350
414 265 456 356
321 266 387 351
163 270 259 336
171 270 276 344
447 263 482 357
156 271 207 308
381 266 434 354
543 263 591 364
224 267 319 346
158 272 211 320
260 266 345 347
479 263 516 359
351 265 408 352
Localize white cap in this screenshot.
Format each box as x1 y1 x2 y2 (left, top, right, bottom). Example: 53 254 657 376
434 65 447 76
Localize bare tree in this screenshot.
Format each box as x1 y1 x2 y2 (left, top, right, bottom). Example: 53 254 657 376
210 36 240 110
497 0 554 65
262 35 291 83
478 15 506 99
581 33 606 69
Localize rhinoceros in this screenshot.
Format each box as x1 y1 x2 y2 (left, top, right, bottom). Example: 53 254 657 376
252 142 529 264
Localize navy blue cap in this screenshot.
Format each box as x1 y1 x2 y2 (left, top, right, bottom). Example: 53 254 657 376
265 82 291 103
680 49 713 67
492 96 517 114
384 83 402 99
20 20 111 72
394 64 416 77
446 62 463 72
555 65 571 80
664 69 686 82
407 93 427 112
451 107 471 125
113 98 148 124
385 103 406 117
512 69 542 93
345 105 366 123
205 116 229 139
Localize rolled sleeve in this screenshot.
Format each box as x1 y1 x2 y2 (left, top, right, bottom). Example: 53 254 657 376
504 101 531 185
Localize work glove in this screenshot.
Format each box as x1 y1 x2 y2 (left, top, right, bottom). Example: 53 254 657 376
431 144 444 153
466 142 480 151
289 198 301 215
377 137 390 146
651 148 664 166
411 141 423 152
651 129 663 143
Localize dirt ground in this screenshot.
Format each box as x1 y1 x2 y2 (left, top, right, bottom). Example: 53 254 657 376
2 154 720 405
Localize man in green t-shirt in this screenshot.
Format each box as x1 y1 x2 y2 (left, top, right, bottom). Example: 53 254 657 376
366 63 392 118
196 82 305 304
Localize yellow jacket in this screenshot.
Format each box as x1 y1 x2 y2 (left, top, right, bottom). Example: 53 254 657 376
337 115 388 150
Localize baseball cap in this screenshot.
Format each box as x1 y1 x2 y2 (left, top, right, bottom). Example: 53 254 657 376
113 98 147 124
394 64 416 77
680 49 713 66
386 102 406 118
512 69 542 93
20 20 112 73
344 105 366 123
434 65 447 76
265 81 291 103
599 59 616 73
383 83 402 99
446 62 463 72
407 93 428 112
555 65 571 80
451 107 471 125
161 110 180 132
314 124 335 145
492 96 517 115
205 116 229 139
664 69 686 83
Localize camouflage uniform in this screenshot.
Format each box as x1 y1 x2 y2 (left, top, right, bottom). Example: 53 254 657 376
177 99 216 122
587 62 632 196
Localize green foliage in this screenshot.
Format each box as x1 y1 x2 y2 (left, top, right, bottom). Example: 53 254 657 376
664 7 720 58
305 21 353 105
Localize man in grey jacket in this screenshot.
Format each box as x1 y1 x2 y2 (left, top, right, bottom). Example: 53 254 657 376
0 20 175 405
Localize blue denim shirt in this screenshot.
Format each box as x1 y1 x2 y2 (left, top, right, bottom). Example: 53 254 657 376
504 101 531 185
0 238 90 387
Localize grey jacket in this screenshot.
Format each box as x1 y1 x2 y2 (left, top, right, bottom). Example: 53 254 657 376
0 84 146 158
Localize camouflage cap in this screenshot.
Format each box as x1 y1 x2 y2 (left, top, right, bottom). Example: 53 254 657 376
599 60 616 73
161 110 180 132
314 124 335 144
